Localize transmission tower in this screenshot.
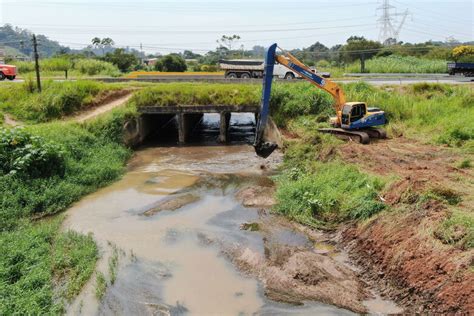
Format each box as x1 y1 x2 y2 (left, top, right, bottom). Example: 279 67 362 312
377 0 409 44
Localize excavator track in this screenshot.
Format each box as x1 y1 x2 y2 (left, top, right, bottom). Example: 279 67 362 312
318 128 370 144
364 127 387 139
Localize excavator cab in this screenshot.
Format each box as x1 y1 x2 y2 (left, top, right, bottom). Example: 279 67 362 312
340 102 387 130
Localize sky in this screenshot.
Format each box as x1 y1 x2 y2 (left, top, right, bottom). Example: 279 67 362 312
0 0 472 54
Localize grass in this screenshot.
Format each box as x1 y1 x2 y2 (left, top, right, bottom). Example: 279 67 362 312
95 272 107 300
129 83 261 107
346 55 447 73
0 219 98 314
14 58 121 78
0 107 132 313
267 81 472 230
275 145 385 228
435 210 474 249
0 80 125 123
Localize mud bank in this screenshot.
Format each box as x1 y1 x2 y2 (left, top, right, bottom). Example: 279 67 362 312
338 138 474 314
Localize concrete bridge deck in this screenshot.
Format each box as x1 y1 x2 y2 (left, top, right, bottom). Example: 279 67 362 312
135 105 260 144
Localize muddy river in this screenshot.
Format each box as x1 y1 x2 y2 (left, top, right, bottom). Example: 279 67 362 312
63 114 401 315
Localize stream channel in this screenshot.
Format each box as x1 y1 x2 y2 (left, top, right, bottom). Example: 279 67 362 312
64 114 402 315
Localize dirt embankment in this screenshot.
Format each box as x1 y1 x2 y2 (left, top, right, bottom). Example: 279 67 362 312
73 89 134 123
339 138 474 313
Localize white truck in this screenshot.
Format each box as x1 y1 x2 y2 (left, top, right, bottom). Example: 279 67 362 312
219 59 330 80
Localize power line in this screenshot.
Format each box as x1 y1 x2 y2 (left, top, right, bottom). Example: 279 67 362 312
377 0 409 44
11 16 378 30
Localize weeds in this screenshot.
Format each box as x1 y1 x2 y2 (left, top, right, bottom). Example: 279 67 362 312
434 210 474 249
275 160 385 227
95 272 107 300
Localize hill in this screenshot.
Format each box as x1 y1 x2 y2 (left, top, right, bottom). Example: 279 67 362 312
0 24 69 58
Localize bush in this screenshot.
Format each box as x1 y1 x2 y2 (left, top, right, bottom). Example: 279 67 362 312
0 127 65 178
75 59 120 76
155 54 187 72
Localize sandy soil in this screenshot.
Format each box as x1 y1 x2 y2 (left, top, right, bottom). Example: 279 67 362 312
338 137 474 313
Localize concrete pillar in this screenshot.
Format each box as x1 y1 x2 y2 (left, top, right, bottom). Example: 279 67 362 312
219 112 231 143
178 113 203 144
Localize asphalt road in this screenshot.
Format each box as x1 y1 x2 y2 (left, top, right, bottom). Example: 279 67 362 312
2 77 473 85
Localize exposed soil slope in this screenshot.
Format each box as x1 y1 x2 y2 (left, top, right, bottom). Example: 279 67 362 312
338 137 474 313
73 90 133 123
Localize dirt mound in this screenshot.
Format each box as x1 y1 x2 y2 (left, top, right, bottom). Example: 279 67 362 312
235 186 275 208
226 217 372 313
338 137 474 313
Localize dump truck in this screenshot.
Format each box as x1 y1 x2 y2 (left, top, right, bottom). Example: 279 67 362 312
447 62 474 77
219 59 330 80
0 64 17 81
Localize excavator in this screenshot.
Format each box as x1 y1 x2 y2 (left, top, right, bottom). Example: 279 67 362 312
254 43 387 158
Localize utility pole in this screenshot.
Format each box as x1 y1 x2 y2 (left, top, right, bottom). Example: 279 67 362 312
32 34 41 92
377 0 409 45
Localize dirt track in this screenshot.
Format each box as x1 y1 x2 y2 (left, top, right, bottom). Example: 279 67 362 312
338 137 474 313
73 90 133 123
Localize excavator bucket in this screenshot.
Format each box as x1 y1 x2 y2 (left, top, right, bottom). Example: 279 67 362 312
254 43 278 158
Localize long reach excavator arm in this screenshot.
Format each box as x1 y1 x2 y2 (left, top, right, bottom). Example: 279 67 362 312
254 43 387 158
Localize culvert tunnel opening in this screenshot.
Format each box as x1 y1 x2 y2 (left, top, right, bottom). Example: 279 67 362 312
142 113 256 146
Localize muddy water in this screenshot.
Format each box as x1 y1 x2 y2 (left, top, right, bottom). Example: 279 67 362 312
64 114 400 315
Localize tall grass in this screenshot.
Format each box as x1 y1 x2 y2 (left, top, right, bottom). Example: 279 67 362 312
346 55 447 73
0 110 132 313
11 58 120 77
130 83 261 107
275 160 385 227
0 80 124 122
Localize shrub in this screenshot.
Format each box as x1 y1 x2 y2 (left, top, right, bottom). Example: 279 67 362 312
0 127 65 178
155 54 187 72
75 59 120 77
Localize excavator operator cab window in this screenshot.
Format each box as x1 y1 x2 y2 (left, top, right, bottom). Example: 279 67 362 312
350 104 366 123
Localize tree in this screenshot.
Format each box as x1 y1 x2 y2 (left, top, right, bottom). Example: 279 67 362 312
340 36 383 72
91 37 101 49
182 50 201 59
103 48 138 72
452 45 474 62
155 54 187 72
217 35 241 50
100 38 114 55
91 37 115 55
341 36 383 62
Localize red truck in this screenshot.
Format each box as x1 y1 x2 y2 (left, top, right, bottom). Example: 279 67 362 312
0 64 17 81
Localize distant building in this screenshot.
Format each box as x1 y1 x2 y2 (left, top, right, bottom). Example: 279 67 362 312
143 58 159 66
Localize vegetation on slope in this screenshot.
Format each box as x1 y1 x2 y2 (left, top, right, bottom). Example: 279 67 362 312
0 80 125 122
0 107 133 313
269 82 473 232
130 83 261 107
